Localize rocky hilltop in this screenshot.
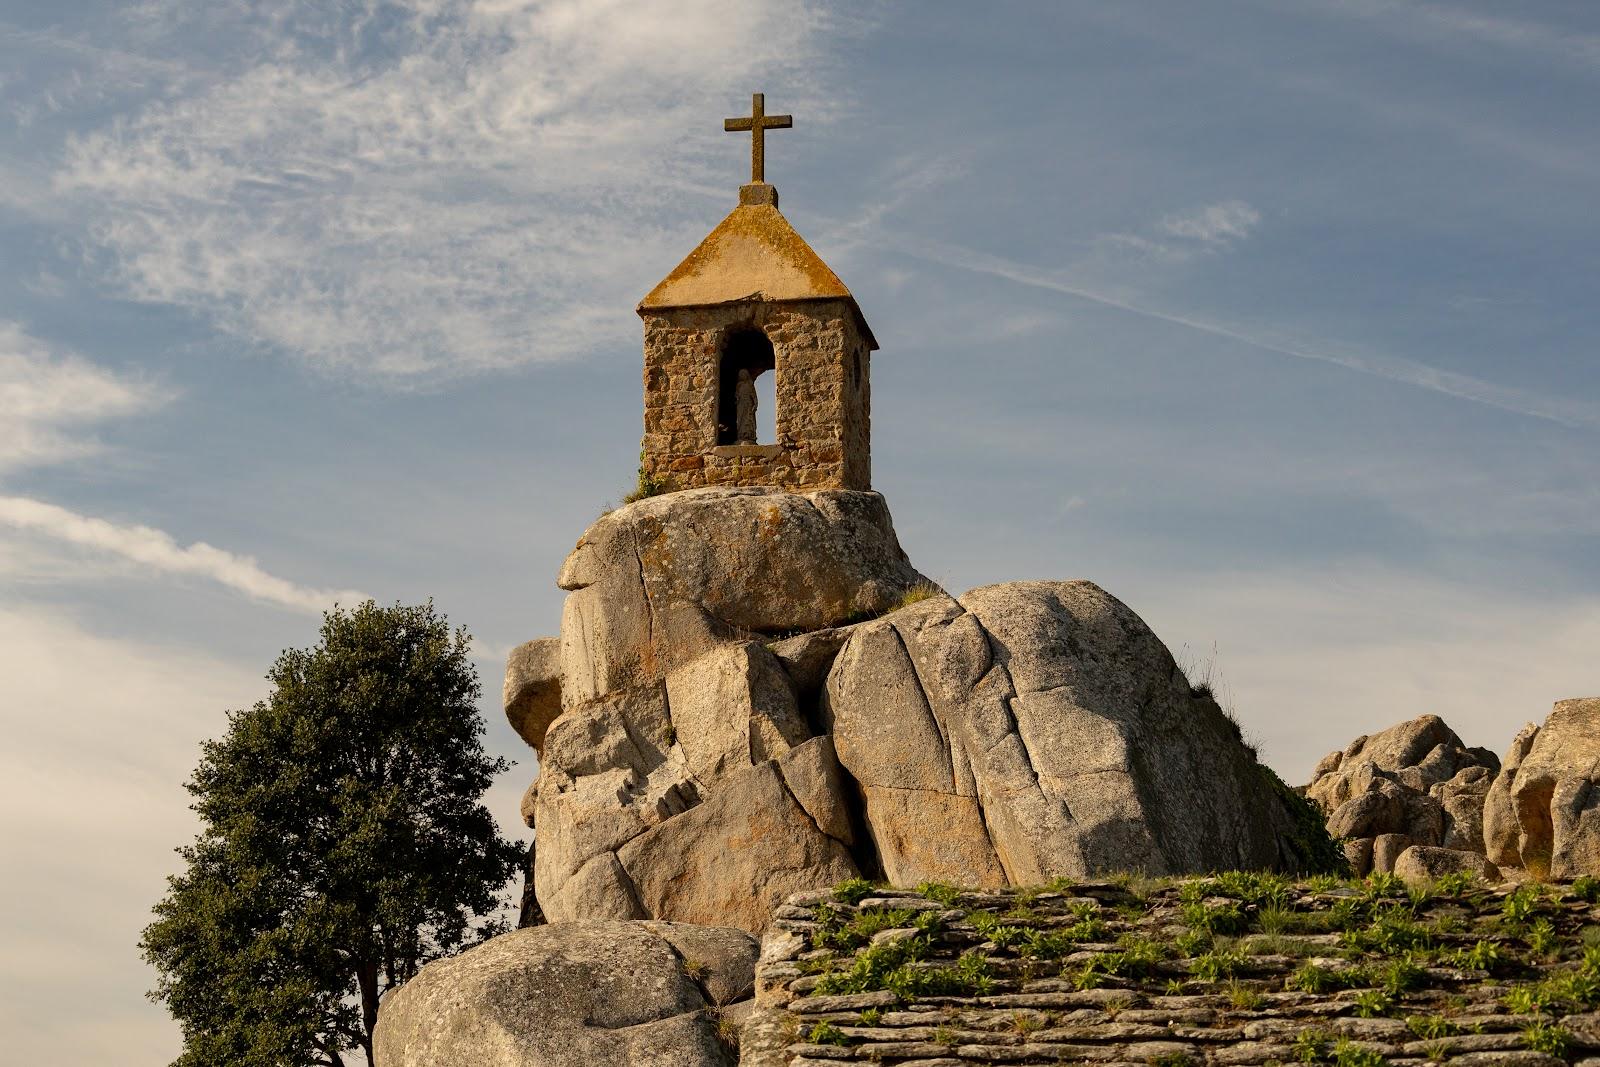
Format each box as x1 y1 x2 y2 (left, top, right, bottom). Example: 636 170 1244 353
377 485 1358 1067
512 487 1329 936
373 486 1600 1067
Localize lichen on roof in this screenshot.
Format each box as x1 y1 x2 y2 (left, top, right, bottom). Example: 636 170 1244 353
639 201 858 312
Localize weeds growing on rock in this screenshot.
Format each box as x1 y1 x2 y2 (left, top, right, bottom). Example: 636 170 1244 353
1449 939 1503 973
805 1021 852 1046
1522 1022 1573 1058
1405 1015 1459 1040
1291 1029 1333 1063
894 581 943 610
1181 900 1249 936
1502 885 1544 924
915 881 963 907
1431 871 1479 898
622 450 670 503
1192 948 1247 982
1225 978 1263 1009
1331 1039 1387 1067
1525 918 1558 957
1010 1011 1043 1035
1352 989 1394 1017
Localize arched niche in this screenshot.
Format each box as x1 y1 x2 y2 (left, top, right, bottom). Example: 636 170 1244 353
716 327 776 445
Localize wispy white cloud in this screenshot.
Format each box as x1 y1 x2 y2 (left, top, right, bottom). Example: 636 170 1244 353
897 235 1600 431
0 496 368 611
40 0 845 383
1098 200 1262 262
1161 200 1261 244
0 320 165 474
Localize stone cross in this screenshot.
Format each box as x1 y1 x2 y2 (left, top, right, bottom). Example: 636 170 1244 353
724 93 792 184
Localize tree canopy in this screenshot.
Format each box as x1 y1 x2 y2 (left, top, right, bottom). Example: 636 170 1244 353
142 600 524 1067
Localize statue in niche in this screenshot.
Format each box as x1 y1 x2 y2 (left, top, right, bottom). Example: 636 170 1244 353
735 368 758 444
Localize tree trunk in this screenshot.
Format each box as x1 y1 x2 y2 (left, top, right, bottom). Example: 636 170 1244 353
358 959 380 1067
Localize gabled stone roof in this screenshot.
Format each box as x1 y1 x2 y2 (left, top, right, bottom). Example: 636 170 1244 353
638 192 876 348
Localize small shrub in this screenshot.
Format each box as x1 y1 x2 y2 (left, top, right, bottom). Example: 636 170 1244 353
1525 918 1558 957
1353 989 1394 1018
1292 1029 1333 1063
1175 928 1213 957
832 878 876 906
1363 872 1406 900
1182 900 1250 936
1288 963 1361 994
1503 986 1547 1015
1211 870 1293 909
932 1025 959 1047
1553 969 1600 1008
1431 871 1478 898
680 957 709 980
1450 939 1503 973
806 1021 852 1046
1342 908 1433 956
1376 958 1427 996
1502 885 1543 924
1571 875 1600 904
986 924 1027 950
916 880 964 907
858 1007 882 1026
1522 1022 1573 1058
1192 949 1247 982
1072 966 1106 991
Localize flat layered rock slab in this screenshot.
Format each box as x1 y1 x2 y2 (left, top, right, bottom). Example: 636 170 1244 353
748 876 1600 1066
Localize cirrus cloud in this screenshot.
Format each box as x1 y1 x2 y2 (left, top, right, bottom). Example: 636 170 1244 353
49 0 844 384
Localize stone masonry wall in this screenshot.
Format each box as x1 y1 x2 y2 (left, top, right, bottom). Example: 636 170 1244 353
742 875 1600 1066
640 299 871 492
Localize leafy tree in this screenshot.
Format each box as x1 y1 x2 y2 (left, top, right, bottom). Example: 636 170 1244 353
142 600 524 1067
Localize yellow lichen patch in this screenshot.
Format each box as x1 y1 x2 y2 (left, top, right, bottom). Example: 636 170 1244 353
639 204 856 310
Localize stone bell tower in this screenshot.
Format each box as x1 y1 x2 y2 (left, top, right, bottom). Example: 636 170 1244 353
637 94 877 492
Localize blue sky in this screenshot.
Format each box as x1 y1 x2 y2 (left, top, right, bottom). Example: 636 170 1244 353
3 1 1599 1061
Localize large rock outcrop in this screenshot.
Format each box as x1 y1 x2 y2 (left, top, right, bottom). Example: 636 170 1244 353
373 920 755 1067
557 487 924 706
517 488 1337 935
1484 698 1600 880
1305 714 1499 876
529 488 915 931
824 581 1322 882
